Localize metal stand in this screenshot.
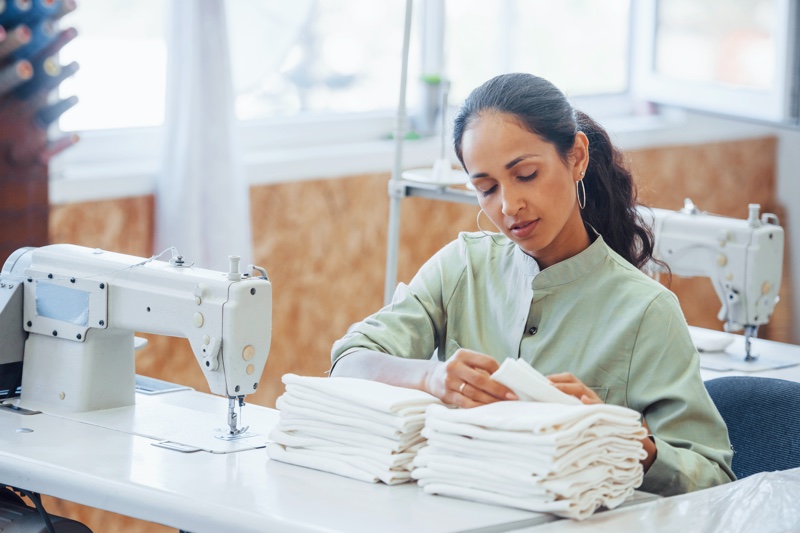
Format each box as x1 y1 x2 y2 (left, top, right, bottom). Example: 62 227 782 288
383 0 480 305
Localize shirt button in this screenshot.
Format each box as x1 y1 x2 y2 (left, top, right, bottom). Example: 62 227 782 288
528 326 538 335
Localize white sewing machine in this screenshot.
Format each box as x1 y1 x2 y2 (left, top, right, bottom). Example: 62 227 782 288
0 244 272 440
638 199 784 362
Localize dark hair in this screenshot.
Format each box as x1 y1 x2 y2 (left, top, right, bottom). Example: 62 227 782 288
453 73 655 270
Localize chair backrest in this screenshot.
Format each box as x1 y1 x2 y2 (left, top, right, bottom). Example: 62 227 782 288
704 376 800 479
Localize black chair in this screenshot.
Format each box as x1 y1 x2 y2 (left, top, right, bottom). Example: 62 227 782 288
704 376 800 479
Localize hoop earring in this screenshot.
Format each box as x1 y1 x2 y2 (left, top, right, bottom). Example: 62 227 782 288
576 179 587 210
476 209 503 245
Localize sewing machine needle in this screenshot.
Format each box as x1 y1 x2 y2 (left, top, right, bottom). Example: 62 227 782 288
744 325 759 362
227 397 238 434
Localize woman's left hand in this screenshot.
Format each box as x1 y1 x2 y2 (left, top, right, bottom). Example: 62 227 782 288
549 372 658 471
547 372 603 404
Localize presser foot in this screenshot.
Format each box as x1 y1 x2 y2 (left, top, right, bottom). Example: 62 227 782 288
215 426 254 441
216 395 254 440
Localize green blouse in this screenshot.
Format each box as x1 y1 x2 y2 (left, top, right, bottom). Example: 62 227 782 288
332 231 735 495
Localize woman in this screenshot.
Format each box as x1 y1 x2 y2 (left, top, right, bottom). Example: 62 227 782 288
330 73 734 496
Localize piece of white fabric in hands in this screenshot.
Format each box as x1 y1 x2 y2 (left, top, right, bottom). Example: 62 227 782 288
491 357 581 405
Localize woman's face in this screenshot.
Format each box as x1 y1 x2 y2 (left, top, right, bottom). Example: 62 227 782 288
462 111 589 268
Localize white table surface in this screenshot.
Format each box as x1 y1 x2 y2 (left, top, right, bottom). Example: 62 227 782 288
2 327 797 533
0 390 561 533
693 326 800 382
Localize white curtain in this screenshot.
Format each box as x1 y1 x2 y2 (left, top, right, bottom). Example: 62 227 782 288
155 0 252 272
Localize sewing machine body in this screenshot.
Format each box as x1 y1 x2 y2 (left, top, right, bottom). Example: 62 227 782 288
639 201 783 357
0 245 271 420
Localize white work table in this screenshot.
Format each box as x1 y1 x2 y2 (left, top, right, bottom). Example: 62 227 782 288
0 327 798 533
0 391 563 533
693 326 800 382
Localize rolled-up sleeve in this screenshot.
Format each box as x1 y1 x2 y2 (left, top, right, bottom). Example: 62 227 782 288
628 291 736 495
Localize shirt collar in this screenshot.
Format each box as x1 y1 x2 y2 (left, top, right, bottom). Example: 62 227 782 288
513 242 541 277
510 227 609 289
529 234 610 289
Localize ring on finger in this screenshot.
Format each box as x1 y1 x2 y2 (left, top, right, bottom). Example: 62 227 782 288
459 382 467 394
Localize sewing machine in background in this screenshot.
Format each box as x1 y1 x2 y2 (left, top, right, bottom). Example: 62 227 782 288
639 199 784 366
0 244 272 447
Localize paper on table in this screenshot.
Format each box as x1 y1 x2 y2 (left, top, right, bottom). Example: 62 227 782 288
690 329 735 353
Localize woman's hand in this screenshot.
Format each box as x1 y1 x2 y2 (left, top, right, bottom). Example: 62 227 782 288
547 372 603 404
425 349 518 407
548 372 658 471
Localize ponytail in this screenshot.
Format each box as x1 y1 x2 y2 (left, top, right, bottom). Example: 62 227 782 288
575 111 654 269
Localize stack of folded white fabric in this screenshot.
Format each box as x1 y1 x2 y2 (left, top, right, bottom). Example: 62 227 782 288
412 359 647 520
267 373 441 485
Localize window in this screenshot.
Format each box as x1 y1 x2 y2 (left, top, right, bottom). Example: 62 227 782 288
58 0 408 132
228 1 408 120
633 0 800 125
59 0 636 134
58 0 166 131
444 0 631 104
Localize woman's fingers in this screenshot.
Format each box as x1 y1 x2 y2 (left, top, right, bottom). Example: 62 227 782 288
445 349 518 405
580 394 603 405
450 349 501 374
546 372 579 384
457 381 507 405
438 354 606 408
547 372 602 403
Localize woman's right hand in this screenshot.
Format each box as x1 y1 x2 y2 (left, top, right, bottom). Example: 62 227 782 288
424 349 518 407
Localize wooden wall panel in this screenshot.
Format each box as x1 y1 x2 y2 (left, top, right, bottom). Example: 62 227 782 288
49 195 154 256
250 174 391 404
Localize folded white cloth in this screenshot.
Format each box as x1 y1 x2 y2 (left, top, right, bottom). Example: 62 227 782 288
268 374 442 485
277 419 425 453
270 428 418 469
413 464 640 505
415 456 641 501
414 437 645 479
491 358 581 405
284 384 428 427
276 396 421 439
282 373 438 414
422 422 646 461
418 480 636 520
267 443 412 485
421 481 580 515
415 400 646 520
422 403 645 447
413 465 554 499
277 394 425 434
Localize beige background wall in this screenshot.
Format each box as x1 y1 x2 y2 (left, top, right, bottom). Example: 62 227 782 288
42 136 792 531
